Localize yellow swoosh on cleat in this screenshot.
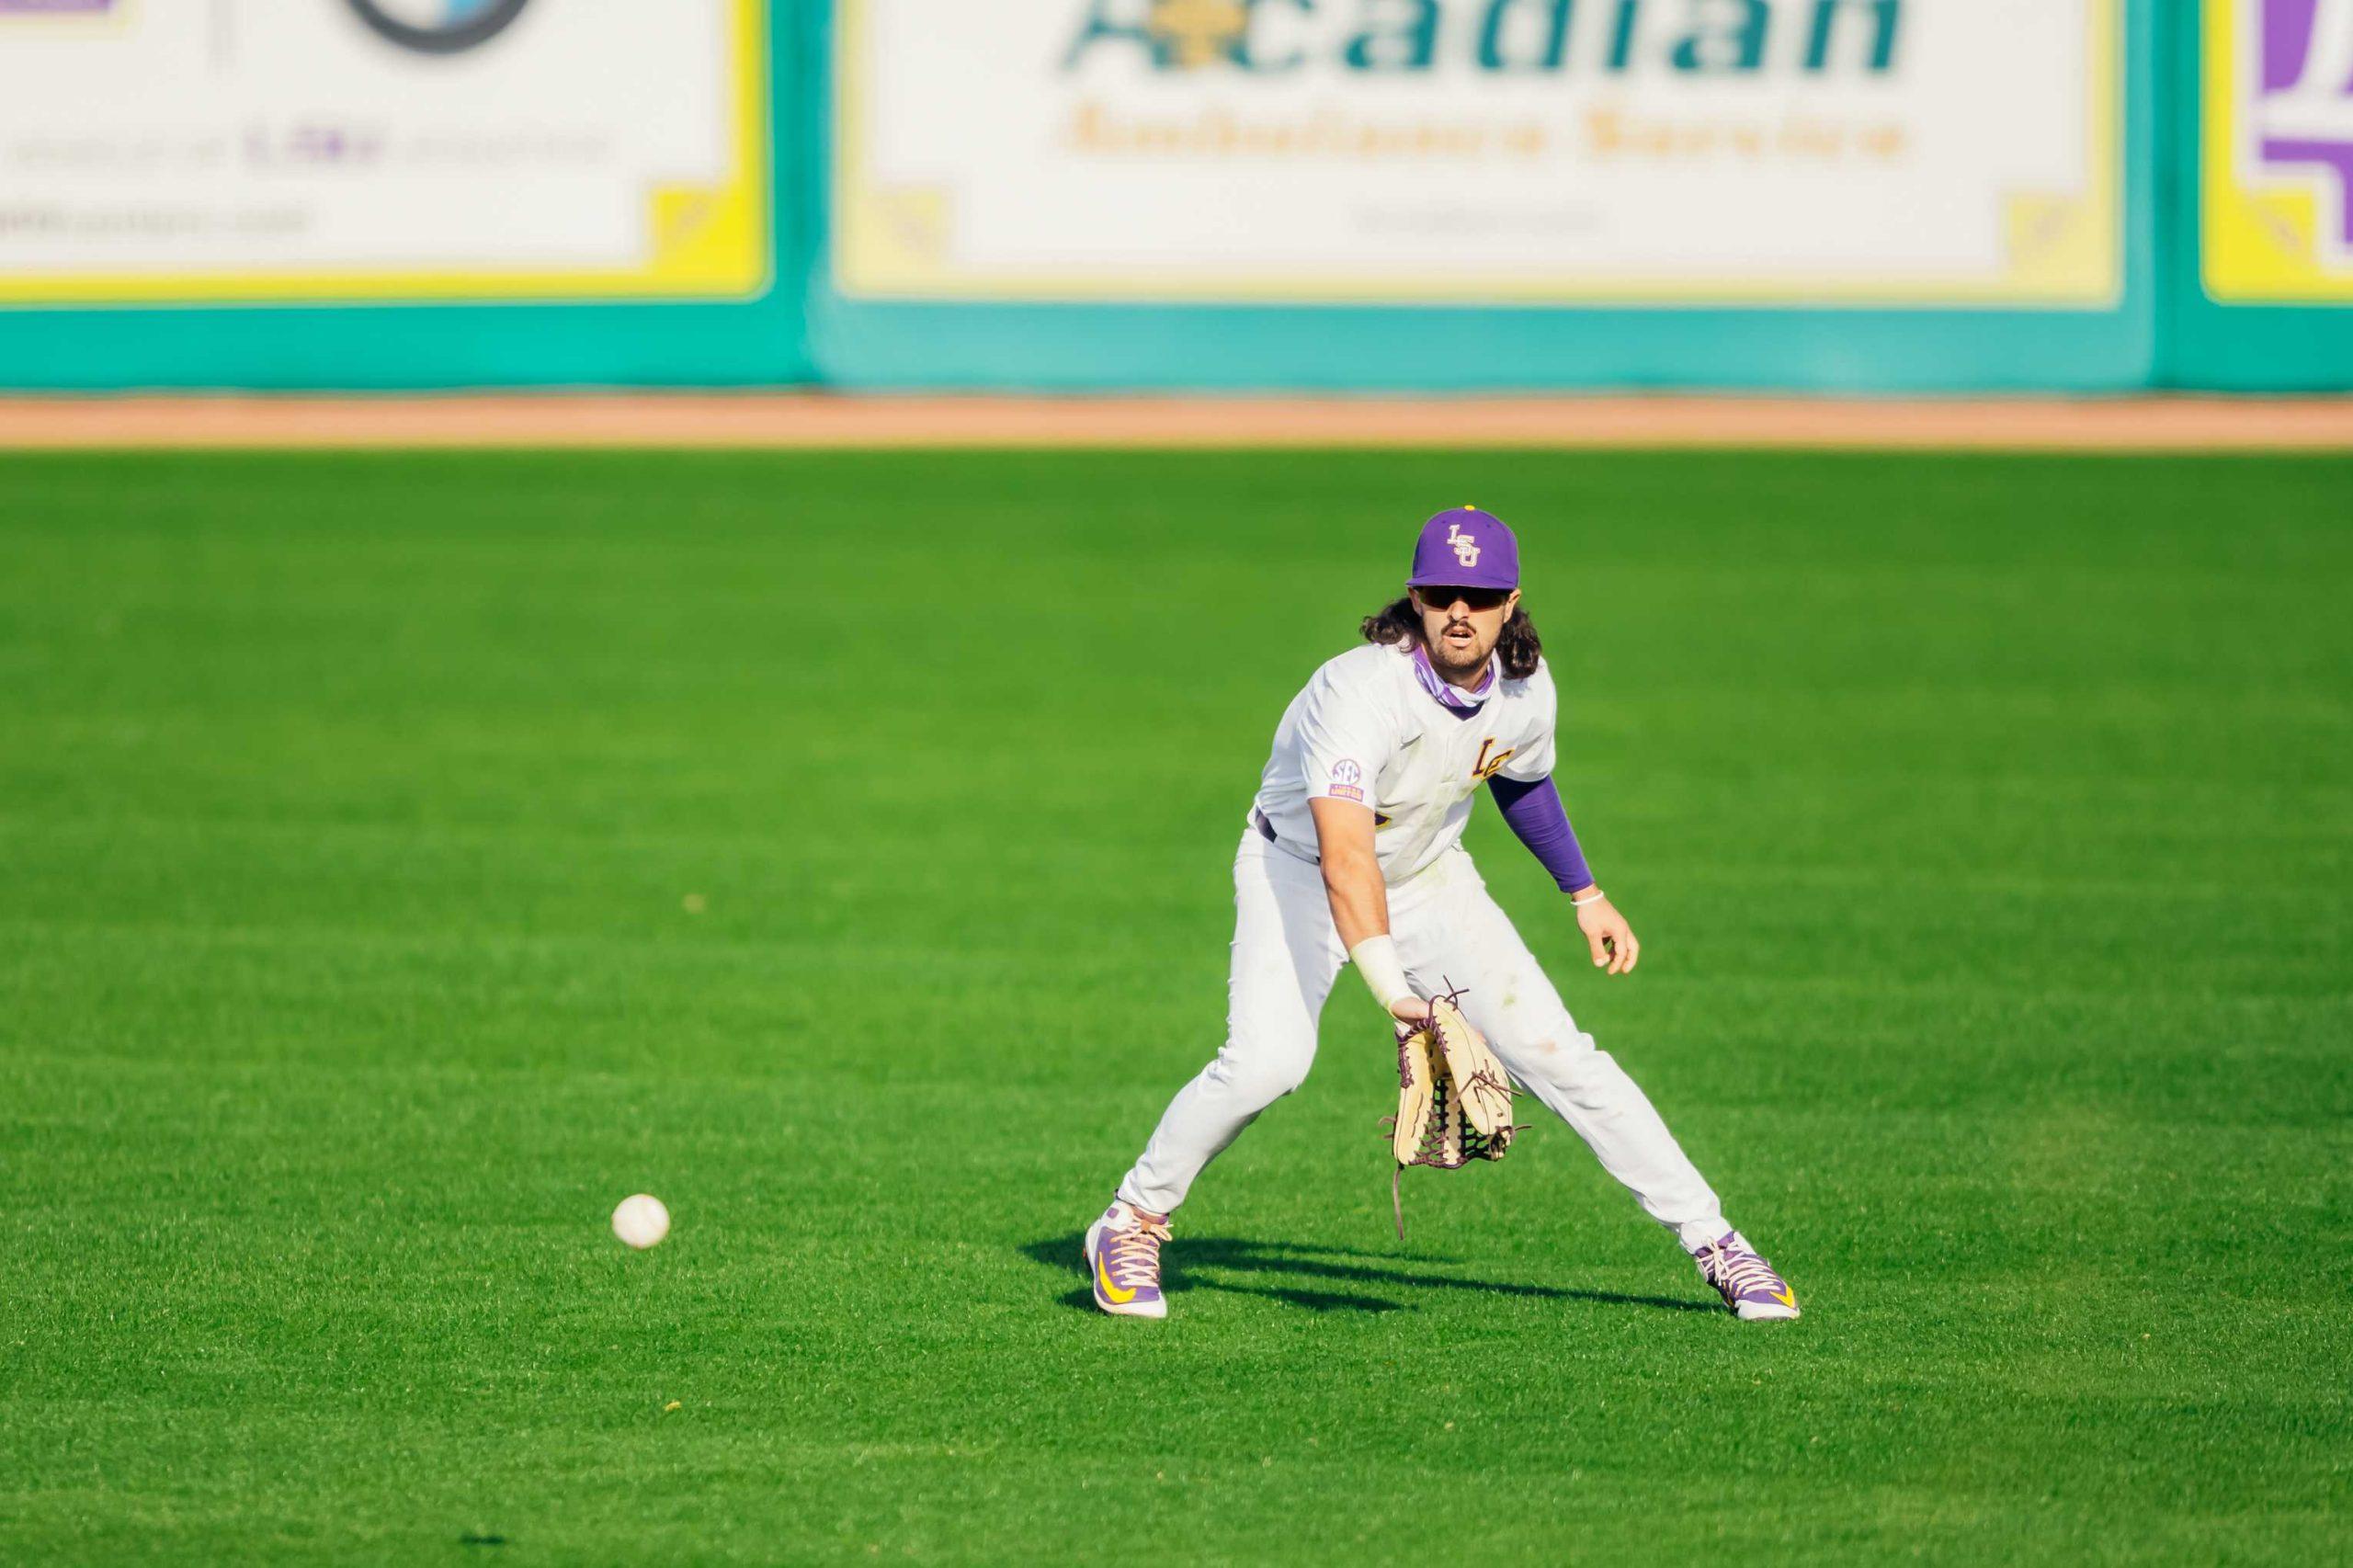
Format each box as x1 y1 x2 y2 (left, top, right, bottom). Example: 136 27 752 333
1096 1253 1137 1306
1771 1288 1797 1308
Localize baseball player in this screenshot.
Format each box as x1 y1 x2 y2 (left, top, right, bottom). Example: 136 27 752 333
1086 507 1798 1322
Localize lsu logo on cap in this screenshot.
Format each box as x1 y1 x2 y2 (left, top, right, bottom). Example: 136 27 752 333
1448 523 1481 568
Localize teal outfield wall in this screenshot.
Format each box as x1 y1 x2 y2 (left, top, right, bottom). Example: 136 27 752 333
802 0 2162 394
1 1 2346 393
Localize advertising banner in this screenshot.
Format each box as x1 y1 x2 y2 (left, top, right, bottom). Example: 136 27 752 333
0 0 768 304
834 0 2121 305
2201 0 2353 301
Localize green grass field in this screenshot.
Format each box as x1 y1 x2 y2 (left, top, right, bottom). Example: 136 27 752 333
5 449 2348 1563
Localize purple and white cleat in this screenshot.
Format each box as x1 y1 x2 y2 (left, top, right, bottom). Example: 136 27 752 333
1694 1231 1800 1321
1084 1200 1170 1320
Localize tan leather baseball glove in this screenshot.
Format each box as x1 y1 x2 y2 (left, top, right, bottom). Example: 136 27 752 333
1382 987 1524 1238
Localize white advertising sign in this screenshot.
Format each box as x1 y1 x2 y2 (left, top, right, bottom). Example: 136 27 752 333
835 0 2120 304
0 0 767 303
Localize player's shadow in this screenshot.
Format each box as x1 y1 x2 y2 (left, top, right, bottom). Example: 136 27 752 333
1025 1232 1710 1316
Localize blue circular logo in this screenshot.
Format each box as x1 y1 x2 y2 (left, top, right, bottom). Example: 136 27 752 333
344 0 532 55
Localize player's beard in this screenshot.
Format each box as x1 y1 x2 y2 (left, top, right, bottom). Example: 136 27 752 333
1426 619 1493 676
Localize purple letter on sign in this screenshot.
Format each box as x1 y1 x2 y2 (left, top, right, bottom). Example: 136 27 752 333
2257 0 2353 246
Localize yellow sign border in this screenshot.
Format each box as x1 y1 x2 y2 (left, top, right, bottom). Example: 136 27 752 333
0 0 770 306
2201 0 2353 301
834 0 2122 308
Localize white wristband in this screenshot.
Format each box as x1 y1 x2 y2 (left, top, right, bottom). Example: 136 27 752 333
1570 888 1607 908
1348 935 1413 1012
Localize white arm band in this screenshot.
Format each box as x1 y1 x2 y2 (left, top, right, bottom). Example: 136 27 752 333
1348 935 1413 1012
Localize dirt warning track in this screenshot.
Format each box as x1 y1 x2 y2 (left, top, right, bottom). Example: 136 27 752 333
3 393 2349 451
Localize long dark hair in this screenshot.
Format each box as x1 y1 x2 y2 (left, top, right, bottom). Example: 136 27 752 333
1360 596 1543 680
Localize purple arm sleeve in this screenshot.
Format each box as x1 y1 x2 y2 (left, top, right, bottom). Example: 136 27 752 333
1487 775 1595 894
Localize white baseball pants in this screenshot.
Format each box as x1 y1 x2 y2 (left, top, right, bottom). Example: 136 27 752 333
1117 831 1732 1249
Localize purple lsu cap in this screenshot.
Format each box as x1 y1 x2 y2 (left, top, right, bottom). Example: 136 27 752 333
1407 506 1519 592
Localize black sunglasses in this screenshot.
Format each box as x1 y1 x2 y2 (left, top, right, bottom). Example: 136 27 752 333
1413 585 1512 612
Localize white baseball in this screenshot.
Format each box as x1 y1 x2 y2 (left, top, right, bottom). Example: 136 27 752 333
611 1193 670 1250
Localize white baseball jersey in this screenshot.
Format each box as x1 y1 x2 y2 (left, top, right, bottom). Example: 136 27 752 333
1249 642 1557 886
